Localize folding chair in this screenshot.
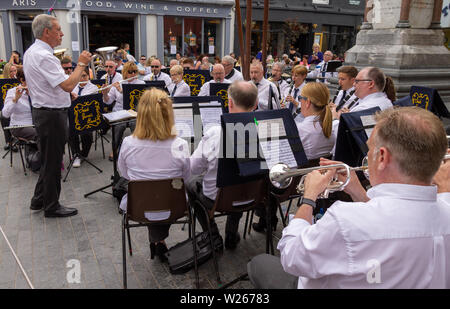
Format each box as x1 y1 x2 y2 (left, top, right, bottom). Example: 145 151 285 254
193 177 269 286
2 135 36 176
122 178 198 289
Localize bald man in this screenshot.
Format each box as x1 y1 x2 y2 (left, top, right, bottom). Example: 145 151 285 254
250 62 280 110
198 64 231 96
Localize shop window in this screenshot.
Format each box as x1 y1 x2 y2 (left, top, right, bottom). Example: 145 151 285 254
183 18 202 59
164 16 182 61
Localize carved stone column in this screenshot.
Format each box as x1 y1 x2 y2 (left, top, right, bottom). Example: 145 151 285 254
430 0 444 28
361 0 373 30
396 0 412 28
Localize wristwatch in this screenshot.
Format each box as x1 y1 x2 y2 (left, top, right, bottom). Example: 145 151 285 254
77 62 88 67
299 197 316 210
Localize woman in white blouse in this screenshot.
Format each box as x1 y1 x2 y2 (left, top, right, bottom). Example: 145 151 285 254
168 65 191 97
2 67 37 141
118 88 191 262
102 61 145 160
296 82 335 160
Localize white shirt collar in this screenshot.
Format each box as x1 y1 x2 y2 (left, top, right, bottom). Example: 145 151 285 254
360 91 386 103
35 39 54 54
367 183 438 202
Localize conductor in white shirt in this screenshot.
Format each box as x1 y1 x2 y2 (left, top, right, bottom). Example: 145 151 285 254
248 106 450 289
168 65 191 97
197 64 230 97
24 14 92 217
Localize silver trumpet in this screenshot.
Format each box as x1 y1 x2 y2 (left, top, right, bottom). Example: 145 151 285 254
269 158 369 198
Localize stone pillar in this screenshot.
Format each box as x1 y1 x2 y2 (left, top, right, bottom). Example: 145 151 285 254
396 0 412 28
430 0 444 28
361 0 373 30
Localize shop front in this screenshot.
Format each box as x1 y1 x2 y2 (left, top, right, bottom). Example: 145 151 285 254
0 0 234 65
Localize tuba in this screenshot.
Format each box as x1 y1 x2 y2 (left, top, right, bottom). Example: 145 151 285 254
53 48 67 61
90 46 118 77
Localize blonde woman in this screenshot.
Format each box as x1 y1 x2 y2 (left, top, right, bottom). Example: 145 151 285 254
102 61 145 159
168 65 191 97
118 88 190 262
2 63 18 79
1 63 18 151
308 43 323 65
296 82 335 160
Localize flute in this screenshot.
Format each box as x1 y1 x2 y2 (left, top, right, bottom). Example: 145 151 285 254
91 76 138 95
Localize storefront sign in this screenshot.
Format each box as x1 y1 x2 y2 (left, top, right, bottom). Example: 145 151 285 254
8 0 230 18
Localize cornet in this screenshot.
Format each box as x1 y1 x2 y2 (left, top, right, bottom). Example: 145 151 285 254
269 158 369 198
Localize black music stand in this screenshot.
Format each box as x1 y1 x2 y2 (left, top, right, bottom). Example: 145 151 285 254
84 111 136 198
122 84 149 111
144 80 168 93
210 83 231 113
182 69 211 96
409 86 450 119
64 94 105 182
0 79 19 111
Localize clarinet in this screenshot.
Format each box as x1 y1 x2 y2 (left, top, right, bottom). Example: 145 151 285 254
280 81 294 108
346 97 360 110
336 89 356 111
331 86 342 104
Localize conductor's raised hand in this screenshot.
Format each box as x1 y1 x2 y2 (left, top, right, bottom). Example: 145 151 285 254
78 50 92 65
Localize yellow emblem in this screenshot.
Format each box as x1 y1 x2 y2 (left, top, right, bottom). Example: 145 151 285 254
73 100 102 131
129 89 145 111
216 89 228 108
183 73 206 96
2 82 20 101
411 92 430 110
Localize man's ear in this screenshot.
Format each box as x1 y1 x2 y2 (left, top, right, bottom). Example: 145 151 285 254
377 147 390 171
228 98 234 110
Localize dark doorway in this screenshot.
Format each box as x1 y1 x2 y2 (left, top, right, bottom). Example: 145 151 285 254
87 15 135 55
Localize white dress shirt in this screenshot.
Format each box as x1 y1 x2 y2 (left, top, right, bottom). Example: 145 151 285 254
143 71 172 88
23 39 70 108
104 79 145 112
306 60 338 83
72 81 99 96
254 78 280 111
438 193 450 206
198 79 231 97
278 183 450 289
2 87 33 126
168 80 191 97
296 115 336 160
101 72 123 85
118 135 191 211
225 69 244 82
333 87 358 110
351 92 393 112
190 125 221 200
283 81 306 112
274 79 290 100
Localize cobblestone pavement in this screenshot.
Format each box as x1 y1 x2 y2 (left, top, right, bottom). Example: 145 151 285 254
0 130 293 289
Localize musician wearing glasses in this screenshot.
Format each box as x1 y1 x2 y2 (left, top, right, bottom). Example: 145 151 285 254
282 65 308 120
329 66 359 120
222 55 243 82
68 67 98 168
101 60 123 85
198 64 230 97
168 65 190 97
250 62 280 110
102 62 145 156
306 50 337 83
269 62 289 100
248 107 450 288
137 55 147 80
143 58 172 88
352 67 393 112
24 14 92 217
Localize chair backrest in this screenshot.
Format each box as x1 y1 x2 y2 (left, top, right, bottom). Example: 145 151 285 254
212 177 268 215
127 178 188 224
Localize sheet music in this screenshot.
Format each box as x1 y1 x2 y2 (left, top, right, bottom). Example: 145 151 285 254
173 108 194 138
259 139 297 169
103 110 137 123
200 107 222 132
198 101 220 107
361 115 376 138
257 118 287 139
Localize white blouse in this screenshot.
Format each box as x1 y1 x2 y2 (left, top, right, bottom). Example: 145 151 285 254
296 115 336 160
2 86 33 126
168 80 191 97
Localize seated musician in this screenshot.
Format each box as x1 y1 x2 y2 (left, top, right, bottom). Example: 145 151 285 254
68 66 98 168
187 80 258 250
248 106 450 288
1 63 19 151
282 65 308 121
102 61 145 159
250 62 280 110
2 67 37 141
306 50 337 83
168 65 191 97
101 60 123 84
269 62 289 102
118 88 190 262
181 58 195 70
198 64 230 96
143 58 172 88
329 66 358 120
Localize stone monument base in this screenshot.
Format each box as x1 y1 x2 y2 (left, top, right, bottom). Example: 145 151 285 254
344 28 450 109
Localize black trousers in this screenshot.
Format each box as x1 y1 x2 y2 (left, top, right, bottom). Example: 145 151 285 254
68 131 93 158
31 108 68 212
1 116 12 144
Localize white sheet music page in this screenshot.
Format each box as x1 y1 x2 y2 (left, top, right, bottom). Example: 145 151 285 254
103 110 136 123
360 115 376 138
256 118 297 169
200 107 222 132
173 108 194 138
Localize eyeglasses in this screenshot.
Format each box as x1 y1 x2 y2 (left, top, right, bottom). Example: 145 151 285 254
128 70 137 74
105 65 115 68
151 65 160 68
354 79 372 84
298 95 308 101
63 67 73 71
140 58 146 61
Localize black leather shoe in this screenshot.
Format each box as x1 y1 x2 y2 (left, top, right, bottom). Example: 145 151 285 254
44 206 78 218
4 145 10 151
30 203 43 210
11 145 18 152
155 242 168 262
225 232 240 250
252 217 278 234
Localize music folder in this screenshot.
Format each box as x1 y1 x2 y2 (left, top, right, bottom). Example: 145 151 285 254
326 60 342 73
210 83 231 113
68 93 107 136
0 78 19 111
182 69 211 96
410 86 450 118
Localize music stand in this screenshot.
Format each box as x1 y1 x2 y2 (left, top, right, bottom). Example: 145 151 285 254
64 93 105 182
96 70 106 80
1 79 19 111
182 69 211 96
84 110 137 198
210 83 231 113
326 60 342 73
410 86 450 118
334 107 380 167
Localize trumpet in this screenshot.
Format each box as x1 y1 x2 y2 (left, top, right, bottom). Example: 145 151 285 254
269 158 369 198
